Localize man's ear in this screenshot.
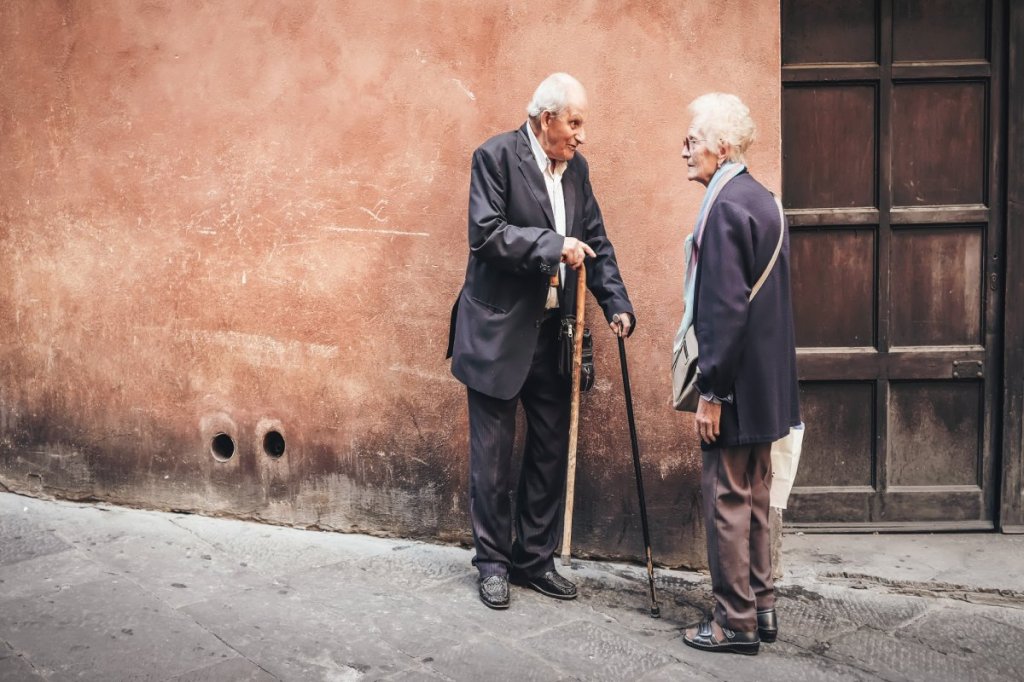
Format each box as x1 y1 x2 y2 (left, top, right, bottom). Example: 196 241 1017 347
540 110 553 131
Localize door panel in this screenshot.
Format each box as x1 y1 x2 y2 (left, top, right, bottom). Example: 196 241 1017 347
782 0 1004 529
892 0 988 62
783 85 877 209
791 229 876 347
891 82 987 206
783 0 877 65
889 227 984 346
888 381 982 487
797 382 876 488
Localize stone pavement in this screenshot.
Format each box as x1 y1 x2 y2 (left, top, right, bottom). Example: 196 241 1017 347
1 492 1022 681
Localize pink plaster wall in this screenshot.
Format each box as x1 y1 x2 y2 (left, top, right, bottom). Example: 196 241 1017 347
0 1 780 568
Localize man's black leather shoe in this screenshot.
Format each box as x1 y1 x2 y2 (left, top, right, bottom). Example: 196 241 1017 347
757 608 778 643
479 575 510 609
683 620 760 656
513 569 578 600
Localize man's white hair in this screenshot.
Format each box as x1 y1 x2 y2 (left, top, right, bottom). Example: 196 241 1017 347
526 73 587 119
688 93 756 164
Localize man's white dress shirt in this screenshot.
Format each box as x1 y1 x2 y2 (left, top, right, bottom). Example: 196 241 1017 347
526 122 567 310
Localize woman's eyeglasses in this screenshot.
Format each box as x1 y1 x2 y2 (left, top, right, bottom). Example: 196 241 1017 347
683 136 706 153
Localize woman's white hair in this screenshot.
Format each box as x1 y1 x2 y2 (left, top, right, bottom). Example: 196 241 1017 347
526 73 587 119
688 93 756 163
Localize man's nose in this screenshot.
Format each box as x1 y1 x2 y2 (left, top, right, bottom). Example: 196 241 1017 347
575 128 586 144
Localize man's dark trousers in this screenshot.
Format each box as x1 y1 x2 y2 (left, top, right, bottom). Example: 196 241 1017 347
467 313 569 579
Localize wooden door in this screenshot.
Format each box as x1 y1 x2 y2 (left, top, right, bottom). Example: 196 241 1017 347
781 0 1005 529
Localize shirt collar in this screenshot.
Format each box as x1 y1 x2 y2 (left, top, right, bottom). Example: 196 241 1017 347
525 120 566 178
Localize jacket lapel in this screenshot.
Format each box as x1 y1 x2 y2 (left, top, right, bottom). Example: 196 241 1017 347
562 169 577 238
516 125 555 230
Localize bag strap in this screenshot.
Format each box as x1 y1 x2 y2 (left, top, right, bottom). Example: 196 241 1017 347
749 194 786 302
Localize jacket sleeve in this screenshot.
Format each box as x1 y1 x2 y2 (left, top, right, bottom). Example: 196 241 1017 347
578 163 635 326
467 146 563 275
695 199 756 397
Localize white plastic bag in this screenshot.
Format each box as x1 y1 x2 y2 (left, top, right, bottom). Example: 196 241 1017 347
770 422 805 510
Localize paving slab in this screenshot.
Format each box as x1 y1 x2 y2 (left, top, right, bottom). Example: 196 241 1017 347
168 513 399 578
67 530 275 610
521 619 675 681
824 626 1004 682
165 656 278 682
0 577 237 682
0 504 72 566
302 540 475 589
0 547 111 603
0 641 45 681
635 662 709 681
378 666 449 681
418 633 572 682
180 587 418 681
783 532 1024 595
417 572 585 641
667 639 879 682
773 581 933 654
893 601 1024 682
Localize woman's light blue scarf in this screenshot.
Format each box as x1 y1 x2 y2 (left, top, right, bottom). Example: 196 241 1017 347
674 162 746 353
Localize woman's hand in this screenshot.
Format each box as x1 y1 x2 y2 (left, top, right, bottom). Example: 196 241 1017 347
695 399 722 445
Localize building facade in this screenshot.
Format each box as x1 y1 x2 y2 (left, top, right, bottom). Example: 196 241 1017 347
1 1 1020 570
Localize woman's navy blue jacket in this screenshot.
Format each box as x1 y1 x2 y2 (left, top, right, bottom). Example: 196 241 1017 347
693 171 802 450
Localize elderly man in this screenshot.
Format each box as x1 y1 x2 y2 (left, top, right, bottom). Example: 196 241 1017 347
446 73 635 609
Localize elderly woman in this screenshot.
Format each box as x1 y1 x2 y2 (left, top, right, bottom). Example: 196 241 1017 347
678 93 801 656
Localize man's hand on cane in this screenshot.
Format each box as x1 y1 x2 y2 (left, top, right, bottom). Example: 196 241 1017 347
560 237 632 338
561 237 595 270
610 312 633 338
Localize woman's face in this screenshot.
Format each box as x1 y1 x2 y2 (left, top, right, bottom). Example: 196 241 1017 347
682 125 720 186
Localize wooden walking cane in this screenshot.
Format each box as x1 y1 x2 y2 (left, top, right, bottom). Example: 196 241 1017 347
560 263 586 567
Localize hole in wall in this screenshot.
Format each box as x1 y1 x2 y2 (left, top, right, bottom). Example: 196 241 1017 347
211 433 236 462
263 430 286 458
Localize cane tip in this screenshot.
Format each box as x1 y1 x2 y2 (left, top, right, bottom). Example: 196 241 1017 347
650 605 661 618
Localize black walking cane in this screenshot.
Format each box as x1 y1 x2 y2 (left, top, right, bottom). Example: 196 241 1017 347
617 335 660 618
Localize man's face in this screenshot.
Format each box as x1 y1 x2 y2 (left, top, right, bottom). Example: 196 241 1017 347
539 100 587 163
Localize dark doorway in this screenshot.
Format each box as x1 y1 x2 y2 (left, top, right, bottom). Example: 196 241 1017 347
781 0 1006 529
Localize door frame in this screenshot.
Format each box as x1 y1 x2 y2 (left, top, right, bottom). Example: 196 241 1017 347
999 0 1024 533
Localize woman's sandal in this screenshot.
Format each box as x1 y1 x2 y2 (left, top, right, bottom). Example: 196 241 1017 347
683 620 760 656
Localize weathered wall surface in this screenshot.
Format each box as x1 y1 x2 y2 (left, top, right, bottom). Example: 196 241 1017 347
0 1 780 567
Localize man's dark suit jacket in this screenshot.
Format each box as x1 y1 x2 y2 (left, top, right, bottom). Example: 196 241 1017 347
446 124 634 400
